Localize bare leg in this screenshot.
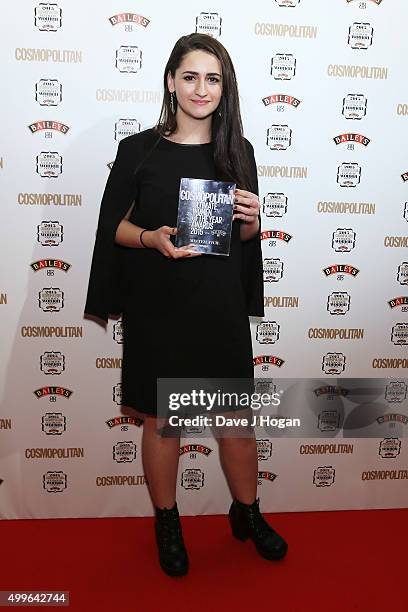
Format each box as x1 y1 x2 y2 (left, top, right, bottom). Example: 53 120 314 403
141 416 181 509
218 433 258 504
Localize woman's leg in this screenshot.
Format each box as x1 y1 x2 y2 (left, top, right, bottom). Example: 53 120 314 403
141 415 181 508
219 425 288 560
218 431 258 504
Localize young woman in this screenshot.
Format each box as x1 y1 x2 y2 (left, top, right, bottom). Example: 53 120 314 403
85 33 288 577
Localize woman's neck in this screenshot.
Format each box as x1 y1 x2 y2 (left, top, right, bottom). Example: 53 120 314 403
167 111 212 144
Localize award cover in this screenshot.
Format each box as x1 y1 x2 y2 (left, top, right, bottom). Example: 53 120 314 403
175 178 236 256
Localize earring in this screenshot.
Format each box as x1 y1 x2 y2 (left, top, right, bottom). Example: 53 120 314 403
218 108 222 118
170 92 176 114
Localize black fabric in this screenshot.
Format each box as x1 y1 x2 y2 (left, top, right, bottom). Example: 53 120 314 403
84 128 264 323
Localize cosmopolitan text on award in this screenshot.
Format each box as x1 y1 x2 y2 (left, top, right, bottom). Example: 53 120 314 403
175 178 235 255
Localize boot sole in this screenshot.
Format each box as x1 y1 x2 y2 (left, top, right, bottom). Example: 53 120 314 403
159 560 189 577
255 544 288 561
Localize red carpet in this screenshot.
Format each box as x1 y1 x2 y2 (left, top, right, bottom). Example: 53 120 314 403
1 509 406 611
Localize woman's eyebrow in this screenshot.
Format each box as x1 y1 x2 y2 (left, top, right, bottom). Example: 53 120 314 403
181 70 222 77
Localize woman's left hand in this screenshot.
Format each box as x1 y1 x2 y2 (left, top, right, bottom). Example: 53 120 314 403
232 189 260 224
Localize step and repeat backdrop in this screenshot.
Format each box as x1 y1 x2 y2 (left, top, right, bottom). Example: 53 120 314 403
1 0 408 519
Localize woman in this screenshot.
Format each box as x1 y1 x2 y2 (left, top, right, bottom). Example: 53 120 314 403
85 33 287 576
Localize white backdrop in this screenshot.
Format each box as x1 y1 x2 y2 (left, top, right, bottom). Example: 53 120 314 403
1 0 408 520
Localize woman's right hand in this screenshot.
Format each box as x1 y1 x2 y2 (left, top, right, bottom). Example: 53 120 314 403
142 226 202 259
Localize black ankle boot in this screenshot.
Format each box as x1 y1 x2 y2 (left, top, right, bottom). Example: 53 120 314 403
155 501 189 576
228 497 288 561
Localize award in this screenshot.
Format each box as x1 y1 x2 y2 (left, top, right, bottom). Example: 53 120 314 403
175 178 235 256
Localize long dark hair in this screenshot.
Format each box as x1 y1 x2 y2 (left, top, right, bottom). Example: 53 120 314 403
155 33 253 191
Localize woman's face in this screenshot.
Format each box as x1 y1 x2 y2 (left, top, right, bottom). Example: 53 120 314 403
167 49 223 122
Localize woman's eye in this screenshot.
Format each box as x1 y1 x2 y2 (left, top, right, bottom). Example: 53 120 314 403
209 77 220 83
184 75 194 81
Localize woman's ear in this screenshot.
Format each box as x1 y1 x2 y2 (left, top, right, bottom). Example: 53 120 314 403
167 71 175 94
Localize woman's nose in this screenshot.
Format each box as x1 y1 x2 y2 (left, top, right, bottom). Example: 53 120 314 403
195 78 207 96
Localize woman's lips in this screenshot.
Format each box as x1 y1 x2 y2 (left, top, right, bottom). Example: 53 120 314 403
191 100 210 105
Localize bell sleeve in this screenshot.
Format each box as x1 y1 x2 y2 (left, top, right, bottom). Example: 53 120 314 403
84 135 142 323
240 138 265 317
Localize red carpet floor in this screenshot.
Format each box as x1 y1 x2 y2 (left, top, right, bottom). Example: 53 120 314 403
0 508 406 612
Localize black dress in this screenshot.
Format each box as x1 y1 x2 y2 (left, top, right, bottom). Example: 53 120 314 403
84 128 264 417
121 137 255 414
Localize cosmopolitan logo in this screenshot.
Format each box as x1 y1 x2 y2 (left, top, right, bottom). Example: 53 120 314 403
262 94 301 108
397 104 408 116
384 236 408 247
254 23 317 38
96 358 122 368
96 89 160 103
108 13 150 27
323 264 359 277
388 297 408 309
29 121 69 134
327 64 387 79
372 358 408 369
362 470 408 481
26 447 84 459
253 355 285 367
34 386 73 399
333 133 370 146
0 419 12 430
308 328 364 340
105 416 143 429
300 444 353 454
317 201 375 215
30 259 71 272
261 230 292 243
96 475 146 486
22 326 82 338
0 293 7 305
19 193 81 206
15 48 82 63
179 444 212 456
258 165 307 178
264 296 299 308
401 171 408 182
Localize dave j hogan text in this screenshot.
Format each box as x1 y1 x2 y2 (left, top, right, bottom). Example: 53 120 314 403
167 414 300 429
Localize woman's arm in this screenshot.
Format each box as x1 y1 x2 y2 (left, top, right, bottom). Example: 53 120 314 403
233 189 260 241
115 220 202 259
115 219 148 248
233 138 261 241
239 213 259 241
